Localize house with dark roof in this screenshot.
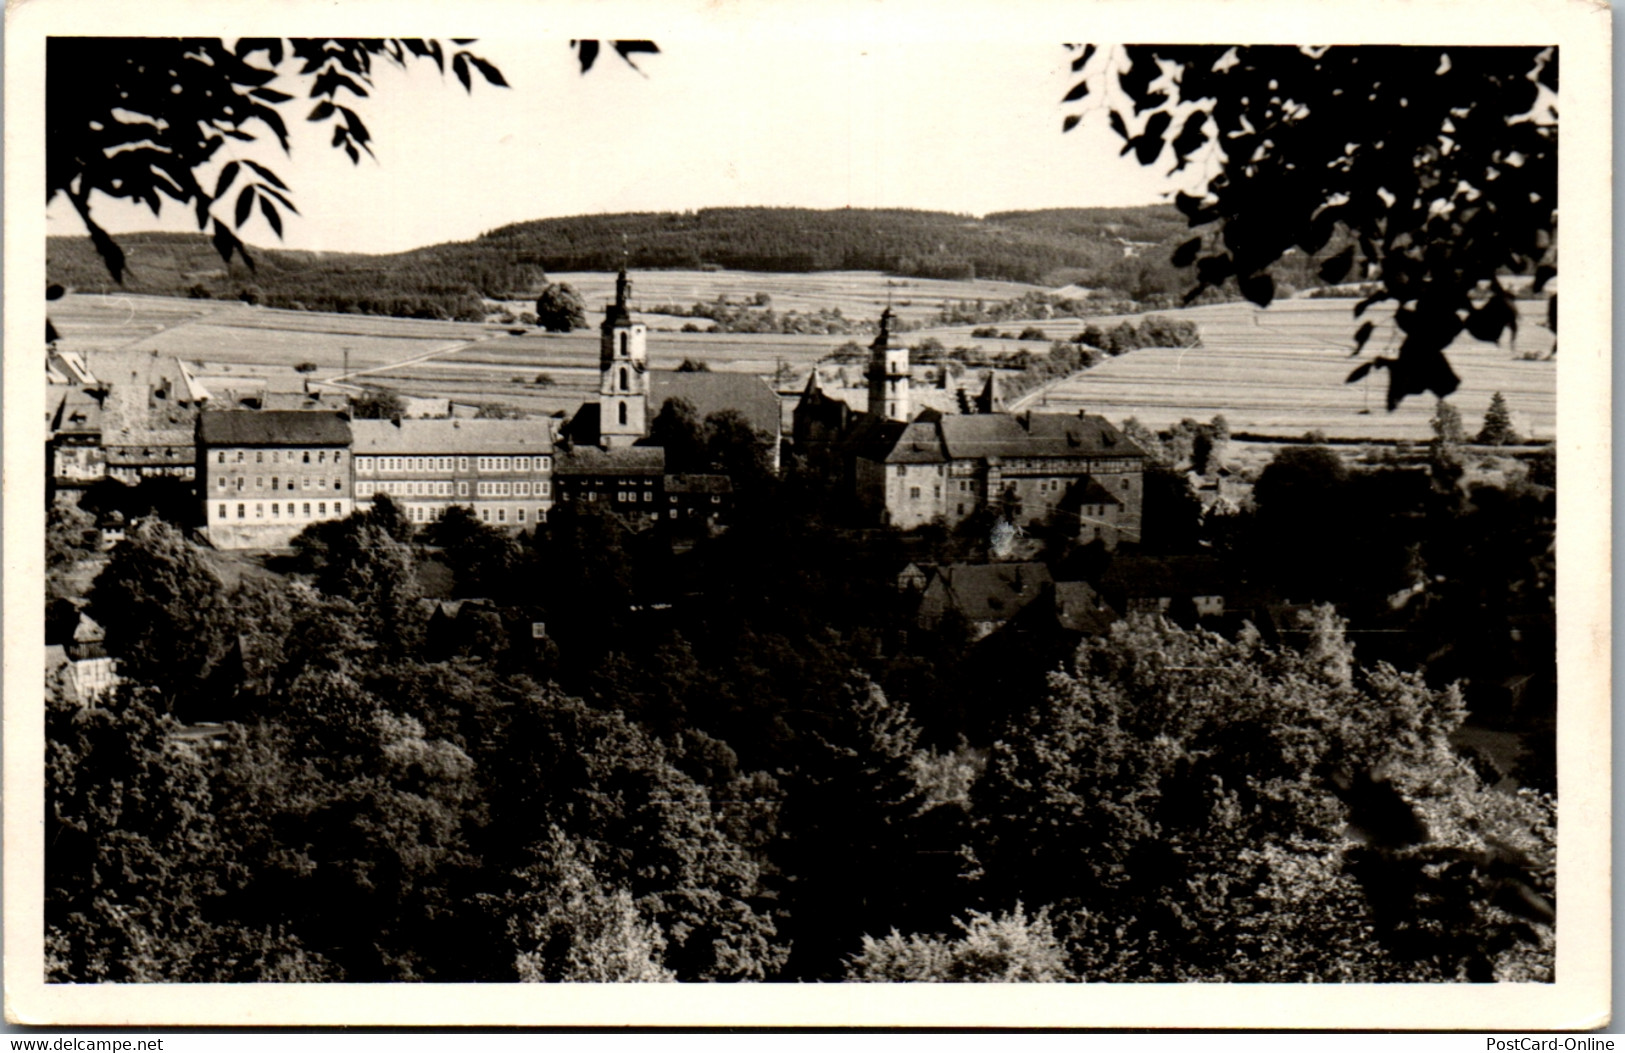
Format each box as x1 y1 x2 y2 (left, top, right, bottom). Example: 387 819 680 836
1097 554 1228 618
198 409 353 549
351 417 555 530
552 444 667 524
915 561 1053 639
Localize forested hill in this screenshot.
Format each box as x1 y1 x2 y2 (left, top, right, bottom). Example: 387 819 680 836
474 206 1191 283
51 205 1340 321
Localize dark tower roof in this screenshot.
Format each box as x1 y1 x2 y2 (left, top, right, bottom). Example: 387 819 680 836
604 265 634 328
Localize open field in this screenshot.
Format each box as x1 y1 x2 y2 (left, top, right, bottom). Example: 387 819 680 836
510 269 1053 327
50 289 1556 442
972 299 1556 441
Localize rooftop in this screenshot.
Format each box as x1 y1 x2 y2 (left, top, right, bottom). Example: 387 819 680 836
198 409 352 447
554 444 666 475
350 417 555 456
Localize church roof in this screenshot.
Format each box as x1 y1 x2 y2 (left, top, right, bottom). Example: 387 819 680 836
651 371 781 438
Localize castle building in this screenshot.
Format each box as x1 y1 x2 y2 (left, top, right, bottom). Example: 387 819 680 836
198 409 352 549
794 311 1147 545
350 418 555 528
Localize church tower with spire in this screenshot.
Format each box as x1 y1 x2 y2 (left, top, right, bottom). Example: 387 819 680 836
599 265 649 447
866 307 911 422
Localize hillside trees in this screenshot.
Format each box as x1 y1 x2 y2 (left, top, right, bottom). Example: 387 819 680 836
86 522 237 714
1064 45 1556 408
1478 392 1523 445
970 614 1554 981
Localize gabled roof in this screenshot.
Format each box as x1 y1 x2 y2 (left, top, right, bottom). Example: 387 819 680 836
920 561 1053 623
1062 476 1122 508
1053 580 1118 634
351 417 554 456
933 412 1143 462
651 371 781 438
885 417 948 464
198 409 351 447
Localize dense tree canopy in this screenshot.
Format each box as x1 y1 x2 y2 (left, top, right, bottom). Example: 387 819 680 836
1064 45 1557 407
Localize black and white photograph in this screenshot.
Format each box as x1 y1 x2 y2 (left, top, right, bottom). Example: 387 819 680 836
5 0 1611 1030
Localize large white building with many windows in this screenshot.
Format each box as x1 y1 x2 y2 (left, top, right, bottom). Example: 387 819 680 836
198 410 353 549
349 418 555 529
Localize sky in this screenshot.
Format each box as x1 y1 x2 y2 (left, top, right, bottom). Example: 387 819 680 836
46 37 1204 256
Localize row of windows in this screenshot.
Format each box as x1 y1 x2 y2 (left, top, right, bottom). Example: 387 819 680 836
355 455 553 473
218 449 340 465
476 481 549 497
358 479 555 499
216 500 342 521
219 476 343 492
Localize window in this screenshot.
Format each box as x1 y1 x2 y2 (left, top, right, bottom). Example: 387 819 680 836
1121 478 1130 489
619 332 629 357
644 491 652 502
237 503 245 519
318 502 327 515
217 451 226 463
334 502 343 516
272 451 280 464
303 451 310 464
537 509 547 523
909 486 921 500
540 456 551 472
517 457 529 471
271 477 278 491
957 503 965 515
217 477 226 490
517 508 526 523
237 451 245 462
497 509 506 523
237 478 245 491
287 479 295 490
256 477 263 489
272 503 279 516
896 466 906 477
619 366 629 391
517 482 530 496
334 452 342 464
618 401 628 426
539 481 550 497
480 508 490 522
458 481 469 496
302 477 310 490
255 504 264 518
218 504 227 519
318 451 326 464
335 479 343 490
711 495 721 504
459 457 469 471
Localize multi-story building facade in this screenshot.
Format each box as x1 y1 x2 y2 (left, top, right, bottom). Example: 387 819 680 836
350 418 555 529
198 409 353 549
551 445 666 524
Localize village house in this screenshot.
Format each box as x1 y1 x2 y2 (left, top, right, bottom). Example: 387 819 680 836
83 350 210 485
350 417 556 529
794 310 1147 543
551 444 667 522
198 409 353 550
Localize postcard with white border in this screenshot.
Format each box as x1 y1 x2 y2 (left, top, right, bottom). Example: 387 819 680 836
5 0 1611 1030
